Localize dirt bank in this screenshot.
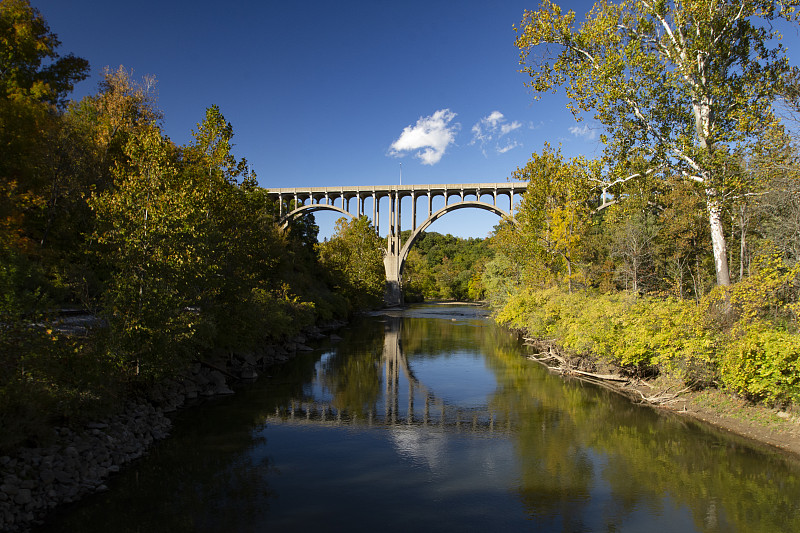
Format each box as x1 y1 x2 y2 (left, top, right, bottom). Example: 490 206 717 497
654 388 800 458
522 337 800 460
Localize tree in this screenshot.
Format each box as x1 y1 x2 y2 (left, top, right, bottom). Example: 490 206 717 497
90 123 199 379
608 204 658 293
515 0 798 287
0 0 88 107
0 0 93 309
317 216 385 311
508 144 595 291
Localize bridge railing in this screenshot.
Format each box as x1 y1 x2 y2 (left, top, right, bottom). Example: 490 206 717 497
267 399 516 437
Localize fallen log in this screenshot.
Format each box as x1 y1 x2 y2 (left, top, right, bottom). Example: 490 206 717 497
567 369 629 382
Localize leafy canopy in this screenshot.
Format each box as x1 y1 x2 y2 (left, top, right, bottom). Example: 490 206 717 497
0 0 88 107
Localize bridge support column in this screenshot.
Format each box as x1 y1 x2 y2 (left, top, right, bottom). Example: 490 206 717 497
384 256 402 306
383 189 403 306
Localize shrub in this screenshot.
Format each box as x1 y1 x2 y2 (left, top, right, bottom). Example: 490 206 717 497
720 323 800 405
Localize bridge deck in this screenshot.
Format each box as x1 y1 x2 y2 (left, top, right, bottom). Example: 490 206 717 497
267 400 516 437
267 182 524 195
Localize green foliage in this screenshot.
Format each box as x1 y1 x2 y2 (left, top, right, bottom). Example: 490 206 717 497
494 144 596 292
401 231 493 301
89 123 201 380
0 4 355 451
0 0 89 107
721 322 800 405
317 216 385 312
496 286 719 378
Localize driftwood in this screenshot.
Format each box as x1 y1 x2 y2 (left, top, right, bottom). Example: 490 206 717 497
567 369 628 382
627 386 691 406
524 340 690 407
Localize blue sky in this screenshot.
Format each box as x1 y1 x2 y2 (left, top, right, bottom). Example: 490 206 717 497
32 0 800 239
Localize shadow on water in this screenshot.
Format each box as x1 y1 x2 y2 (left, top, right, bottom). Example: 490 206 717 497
36 303 800 533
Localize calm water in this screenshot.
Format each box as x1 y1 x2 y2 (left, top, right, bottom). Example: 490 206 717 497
38 304 800 532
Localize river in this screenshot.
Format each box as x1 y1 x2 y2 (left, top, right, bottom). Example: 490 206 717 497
37 303 800 532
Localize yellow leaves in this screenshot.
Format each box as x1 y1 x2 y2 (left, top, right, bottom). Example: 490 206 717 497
726 250 799 325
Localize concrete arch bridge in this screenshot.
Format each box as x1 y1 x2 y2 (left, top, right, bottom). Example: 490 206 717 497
267 183 526 305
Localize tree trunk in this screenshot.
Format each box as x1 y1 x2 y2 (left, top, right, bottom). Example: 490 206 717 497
707 194 731 286
739 204 747 281
695 93 731 287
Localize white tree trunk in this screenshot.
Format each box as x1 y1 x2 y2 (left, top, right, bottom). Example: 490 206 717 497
707 194 731 286
694 91 731 287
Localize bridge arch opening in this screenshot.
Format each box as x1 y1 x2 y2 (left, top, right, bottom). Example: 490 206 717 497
397 200 514 281
278 204 354 228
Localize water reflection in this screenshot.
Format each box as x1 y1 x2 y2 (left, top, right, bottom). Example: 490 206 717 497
37 304 800 533
273 314 515 436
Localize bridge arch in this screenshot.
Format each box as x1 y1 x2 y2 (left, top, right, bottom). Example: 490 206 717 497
278 204 354 227
397 200 514 278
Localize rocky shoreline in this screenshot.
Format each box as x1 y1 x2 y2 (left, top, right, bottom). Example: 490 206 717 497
0 323 344 533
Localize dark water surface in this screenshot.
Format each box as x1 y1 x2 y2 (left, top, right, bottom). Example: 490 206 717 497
38 304 800 532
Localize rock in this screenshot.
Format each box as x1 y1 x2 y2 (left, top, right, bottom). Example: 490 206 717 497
209 370 228 386
15 489 31 505
40 469 55 485
240 368 258 380
191 372 210 387
215 384 235 395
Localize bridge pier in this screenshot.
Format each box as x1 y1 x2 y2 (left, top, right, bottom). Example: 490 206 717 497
383 259 403 306
268 183 524 306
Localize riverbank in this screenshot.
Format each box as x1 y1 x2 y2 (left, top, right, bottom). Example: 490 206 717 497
665 389 800 457
521 339 800 458
0 323 344 533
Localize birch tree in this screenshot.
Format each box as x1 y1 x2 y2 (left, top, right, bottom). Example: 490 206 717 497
515 0 798 286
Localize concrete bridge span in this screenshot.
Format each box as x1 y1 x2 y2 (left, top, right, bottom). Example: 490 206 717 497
267 183 525 305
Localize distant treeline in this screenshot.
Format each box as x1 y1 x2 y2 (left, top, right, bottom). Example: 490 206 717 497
402 231 493 302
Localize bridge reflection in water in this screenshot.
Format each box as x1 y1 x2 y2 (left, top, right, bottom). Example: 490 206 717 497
266 316 512 437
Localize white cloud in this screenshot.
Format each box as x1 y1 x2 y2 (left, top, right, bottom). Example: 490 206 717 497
389 109 459 165
500 121 522 136
483 110 505 128
471 111 522 155
568 124 597 140
497 140 521 154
